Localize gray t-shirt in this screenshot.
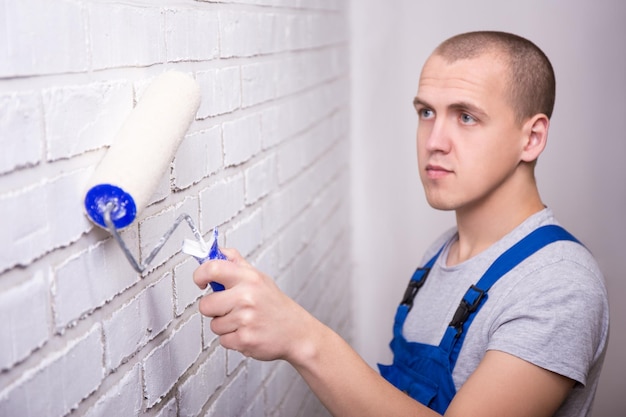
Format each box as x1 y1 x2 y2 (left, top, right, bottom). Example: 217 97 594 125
403 208 609 416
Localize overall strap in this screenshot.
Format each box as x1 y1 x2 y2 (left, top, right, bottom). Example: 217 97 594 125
393 246 444 336
439 224 581 369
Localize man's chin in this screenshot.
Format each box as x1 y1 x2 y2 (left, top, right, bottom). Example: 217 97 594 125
424 197 457 212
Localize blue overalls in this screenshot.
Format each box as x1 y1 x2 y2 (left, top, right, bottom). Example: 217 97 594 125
378 225 580 414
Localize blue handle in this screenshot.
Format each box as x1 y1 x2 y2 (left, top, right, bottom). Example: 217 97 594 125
198 230 227 292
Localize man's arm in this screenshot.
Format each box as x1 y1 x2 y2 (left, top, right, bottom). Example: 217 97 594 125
447 350 574 416
286 311 440 417
193 248 573 417
290 323 573 417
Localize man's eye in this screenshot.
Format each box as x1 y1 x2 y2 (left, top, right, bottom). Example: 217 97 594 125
460 113 476 124
419 108 434 119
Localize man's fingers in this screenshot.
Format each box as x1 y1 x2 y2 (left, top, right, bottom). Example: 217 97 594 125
193 258 244 290
209 314 238 335
198 291 231 317
218 332 242 353
220 247 252 268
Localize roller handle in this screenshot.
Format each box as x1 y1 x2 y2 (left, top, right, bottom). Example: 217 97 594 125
182 229 226 291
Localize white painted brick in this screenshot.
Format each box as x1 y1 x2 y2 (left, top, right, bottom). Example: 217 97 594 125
0 0 87 77
291 264 317 310
0 270 50 371
241 61 278 108
276 135 306 184
245 359 265 399
288 14 312 51
262 192 289 241
165 8 219 62
317 77 341 106
53 233 139 331
272 13 293 51
43 81 133 161
219 11 274 58
147 168 172 207
202 315 218 349
227 348 246 376
173 257 202 317
294 219 343 300
222 113 262 167
265 361 298 413
0 92 43 174
289 205 346 301
332 105 350 139
154 397 178 417
276 261 301 301
277 214 306 269
304 119 336 167
262 164 315 240
245 154 276 205
178 348 226 416
273 55 305 98
224 208 263 258
46 168 95 246
251 238 279 279
134 73 162 99
301 140 345 201
199 174 245 230
89 3 165 70
265 370 287 413
275 49 344 99
203 368 247 417
103 272 173 371
1 182 47 270
291 88 326 132
196 67 241 118
275 376 310 417
83 363 142 417
173 126 223 190
306 171 345 231
260 78 338 151
302 395 332 417
306 14 346 49
0 324 104 417
226 0 299 6
261 101 302 150
259 105 286 149
323 142 349 188
139 197 198 270
143 313 202 409
0 168 93 274
242 392 265 417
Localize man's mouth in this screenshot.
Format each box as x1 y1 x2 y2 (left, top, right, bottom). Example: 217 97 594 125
425 164 452 179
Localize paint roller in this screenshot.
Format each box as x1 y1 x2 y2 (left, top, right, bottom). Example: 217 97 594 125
84 71 226 286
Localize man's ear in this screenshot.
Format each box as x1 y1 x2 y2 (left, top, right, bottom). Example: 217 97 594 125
520 114 549 163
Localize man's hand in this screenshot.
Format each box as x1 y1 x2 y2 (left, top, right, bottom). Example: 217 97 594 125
192 247 317 363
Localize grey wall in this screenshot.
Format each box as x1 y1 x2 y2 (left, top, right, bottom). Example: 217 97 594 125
350 1 626 415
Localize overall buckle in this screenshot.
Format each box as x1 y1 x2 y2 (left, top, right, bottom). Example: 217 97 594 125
400 267 431 310
449 285 485 336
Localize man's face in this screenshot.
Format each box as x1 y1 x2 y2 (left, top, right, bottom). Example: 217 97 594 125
415 53 528 212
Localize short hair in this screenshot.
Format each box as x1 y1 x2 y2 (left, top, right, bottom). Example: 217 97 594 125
433 31 556 124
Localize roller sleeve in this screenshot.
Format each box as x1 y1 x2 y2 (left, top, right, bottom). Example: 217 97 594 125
84 71 201 229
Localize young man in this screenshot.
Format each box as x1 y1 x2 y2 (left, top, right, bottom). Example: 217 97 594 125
193 31 609 416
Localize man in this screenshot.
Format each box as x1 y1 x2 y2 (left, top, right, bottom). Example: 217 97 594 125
193 31 609 416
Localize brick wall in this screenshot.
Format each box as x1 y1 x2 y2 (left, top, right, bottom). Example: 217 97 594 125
0 1 350 416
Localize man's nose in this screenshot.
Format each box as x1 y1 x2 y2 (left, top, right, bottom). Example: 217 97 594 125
423 118 451 153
